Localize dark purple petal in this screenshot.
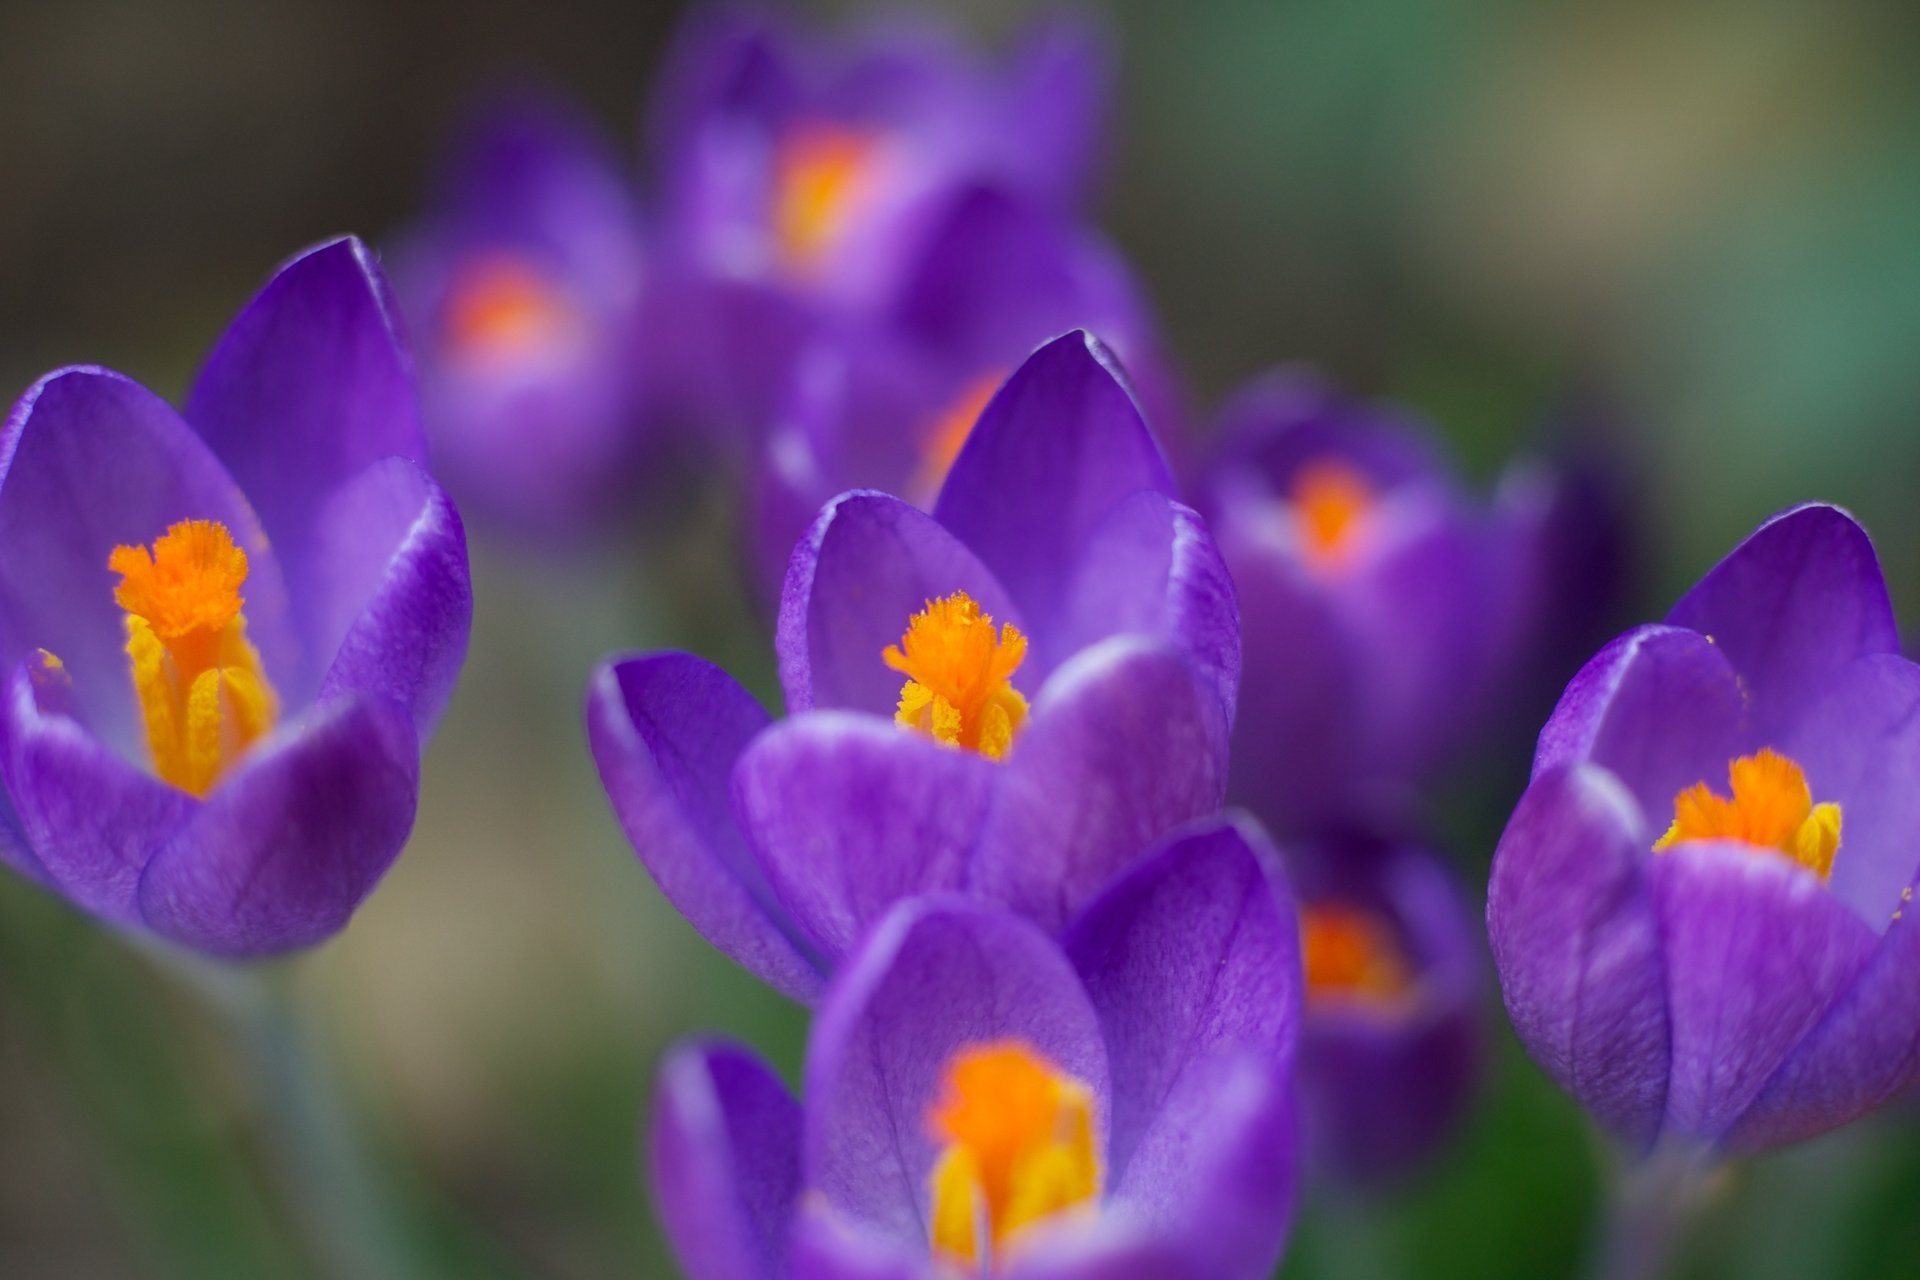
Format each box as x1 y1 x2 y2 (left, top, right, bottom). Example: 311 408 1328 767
1532 625 1749 830
732 712 996 962
932 333 1172 636
1044 493 1238 717
1002 14 1113 206
185 238 428 664
0 654 192 924
135 695 418 956
586 654 822 1001
777 491 1020 716
973 639 1230 934
1063 817 1298 1185
1665 504 1898 733
1000 1228 1203 1280
1777 654 1920 928
1487 766 1670 1149
1650 841 1878 1140
1208 368 1447 496
0 367 295 751
649 7 800 186
650 1039 802 1280
308 460 471 737
803 898 1107 1251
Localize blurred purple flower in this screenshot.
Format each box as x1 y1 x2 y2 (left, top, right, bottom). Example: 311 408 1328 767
1294 832 1482 1186
651 817 1300 1279
0 238 472 957
389 94 650 541
587 333 1236 1000
1198 370 1543 834
1490 503 1920 1155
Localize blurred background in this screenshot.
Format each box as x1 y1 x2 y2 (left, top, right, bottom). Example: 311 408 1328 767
3 0 1920 1276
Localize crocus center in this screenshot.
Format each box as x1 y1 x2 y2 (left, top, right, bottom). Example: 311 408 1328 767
773 123 880 271
927 1040 1100 1269
912 370 1004 499
1289 458 1376 568
109 520 278 796
883 591 1029 760
441 253 581 358
1653 748 1841 880
1300 901 1413 1007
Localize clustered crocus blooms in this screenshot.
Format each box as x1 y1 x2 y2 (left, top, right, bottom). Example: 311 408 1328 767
1293 831 1482 1185
588 333 1236 1000
390 96 650 540
651 819 1300 1279
0 238 472 956
1490 504 1920 1155
1199 368 1542 835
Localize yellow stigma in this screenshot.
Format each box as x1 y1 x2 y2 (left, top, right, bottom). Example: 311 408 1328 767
883 592 1029 760
441 253 580 357
1290 458 1376 568
773 123 879 272
1653 748 1841 880
911 371 1004 501
927 1040 1100 1269
1300 902 1414 1009
109 520 279 796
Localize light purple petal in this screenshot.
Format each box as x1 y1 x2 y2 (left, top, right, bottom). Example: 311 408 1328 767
803 898 1108 1252
585 653 822 1001
1532 624 1750 829
135 695 418 956
0 367 294 752
973 638 1230 935
1664 504 1897 734
0 654 192 924
932 332 1172 637
309 459 471 737
732 711 996 962
650 1039 802 1280
777 491 1020 716
1044 493 1238 717
1002 14 1113 206
788 1206 930 1280
1487 765 1670 1148
1207 368 1448 495
1650 841 1878 1140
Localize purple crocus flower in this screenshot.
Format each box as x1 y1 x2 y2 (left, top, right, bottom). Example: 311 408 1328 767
1198 369 1537 835
651 817 1300 1279
389 95 649 541
588 332 1237 1000
1294 832 1481 1185
1489 503 1920 1155
646 6 1111 431
0 238 472 957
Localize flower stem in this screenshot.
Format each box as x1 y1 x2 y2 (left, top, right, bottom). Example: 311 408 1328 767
1592 1145 1717 1280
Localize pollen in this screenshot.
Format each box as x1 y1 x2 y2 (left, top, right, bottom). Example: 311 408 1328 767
109 520 278 796
773 123 879 272
440 253 580 357
1653 748 1841 880
1290 457 1376 568
927 1040 1099 1268
1301 902 1414 1008
883 591 1029 760
911 371 1004 500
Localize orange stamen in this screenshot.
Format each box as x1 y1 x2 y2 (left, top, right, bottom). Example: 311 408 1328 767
773 123 880 272
441 253 580 356
1301 901 1414 1008
1653 748 1840 880
884 592 1028 760
1290 458 1376 568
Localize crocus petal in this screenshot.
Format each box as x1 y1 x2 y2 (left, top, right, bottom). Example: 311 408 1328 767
1487 765 1671 1148
732 711 996 962
1003 14 1112 206
777 491 1020 716
1000 1227 1203 1280
1777 654 1920 928
1062 817 1298 1190
586 654 822 1001
310 459 473 737
1649 841 1878 1140
0 367 294 753
804 898 1108 1252
973 638 1229 935
1208 367 1447 493
135 695 418 956
1664 504 1898 733
1044 492 1238 716
184 237 428 660
0 654 193 924
651 1039 802 1280
1531 625 1749 828
932 332 1172 637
